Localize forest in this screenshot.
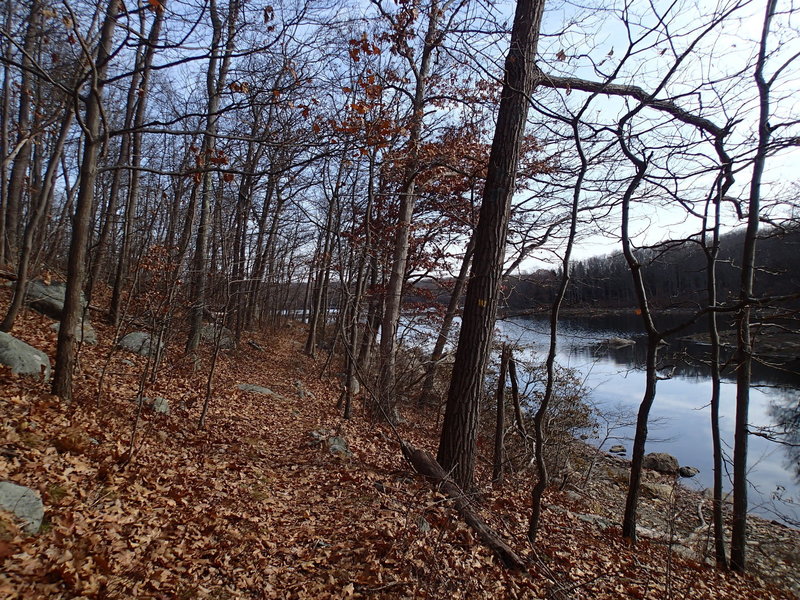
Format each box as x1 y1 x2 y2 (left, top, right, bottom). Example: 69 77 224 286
1 0 799 597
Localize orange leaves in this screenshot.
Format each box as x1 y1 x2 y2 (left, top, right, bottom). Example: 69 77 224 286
347 33 381 63
228 80 250 94
147 0 164 12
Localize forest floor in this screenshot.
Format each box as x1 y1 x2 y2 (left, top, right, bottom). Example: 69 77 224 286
1 285 798 599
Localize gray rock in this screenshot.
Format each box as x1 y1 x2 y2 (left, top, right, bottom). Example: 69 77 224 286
25 280 86 319
609 444 626 454
132 396 170 415
117 332 160 357
605 337 636 348
642 452 680 475
679 466 700 478
0 481 44 535
237 383 287 401
200 324 236 349
327 435 352 457
642 481 675 500
50 320 97 345
149 397 170 415
416 515 431 533
0 332 51 381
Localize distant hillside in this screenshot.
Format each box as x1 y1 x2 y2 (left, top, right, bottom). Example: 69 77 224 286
503 226 800 312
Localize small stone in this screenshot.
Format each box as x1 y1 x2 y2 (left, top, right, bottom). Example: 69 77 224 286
0 481 44 535
609 445 626 454
642 482 674 500
416 515 431 533
679 466 700 478
150 397 170 415
327 436 352 457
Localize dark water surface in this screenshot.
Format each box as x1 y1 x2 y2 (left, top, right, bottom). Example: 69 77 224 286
495 313 800 525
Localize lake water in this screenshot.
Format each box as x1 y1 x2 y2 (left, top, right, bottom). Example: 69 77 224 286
490 313 800 525
398 311 799 523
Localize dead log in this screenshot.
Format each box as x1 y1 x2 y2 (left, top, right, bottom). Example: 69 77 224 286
400 441 527 570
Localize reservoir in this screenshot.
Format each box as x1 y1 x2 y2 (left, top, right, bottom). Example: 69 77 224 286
493 313 800 526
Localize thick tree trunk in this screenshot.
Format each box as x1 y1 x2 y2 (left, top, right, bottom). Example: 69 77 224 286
437 0 545 492
52 0 119 401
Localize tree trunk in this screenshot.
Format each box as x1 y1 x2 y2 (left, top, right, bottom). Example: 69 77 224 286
731 0 775 572
493 345 509 483
377 1 442 417
4 1 40 261
188 0 238 354
52 0 119 401
529 116 585 543
437 0 545 492
109 2 165 325
2 109 74 331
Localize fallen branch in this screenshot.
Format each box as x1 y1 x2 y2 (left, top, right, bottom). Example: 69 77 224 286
400 441 527 570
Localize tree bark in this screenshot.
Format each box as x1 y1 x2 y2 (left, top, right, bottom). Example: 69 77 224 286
437 0 545 492
377 1 442 417
731 0 775 573
2 109 74 331
52 0 119 401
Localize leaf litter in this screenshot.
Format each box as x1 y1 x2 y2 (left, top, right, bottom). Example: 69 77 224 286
0 289 797 599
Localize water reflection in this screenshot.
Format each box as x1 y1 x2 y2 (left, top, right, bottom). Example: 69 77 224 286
499 315 800 525
769 390 800 484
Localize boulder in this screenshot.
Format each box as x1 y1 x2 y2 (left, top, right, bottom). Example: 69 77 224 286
0 481 44 535
200 324 236 349
0 332 51 381
25 280 86 319
642 452 680 475
609 444 626 454
117 332 160 357
642 481 675 500
50 320 97 345
679 466 700 478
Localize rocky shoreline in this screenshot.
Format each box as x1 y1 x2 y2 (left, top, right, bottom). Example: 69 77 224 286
562 442 800 597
